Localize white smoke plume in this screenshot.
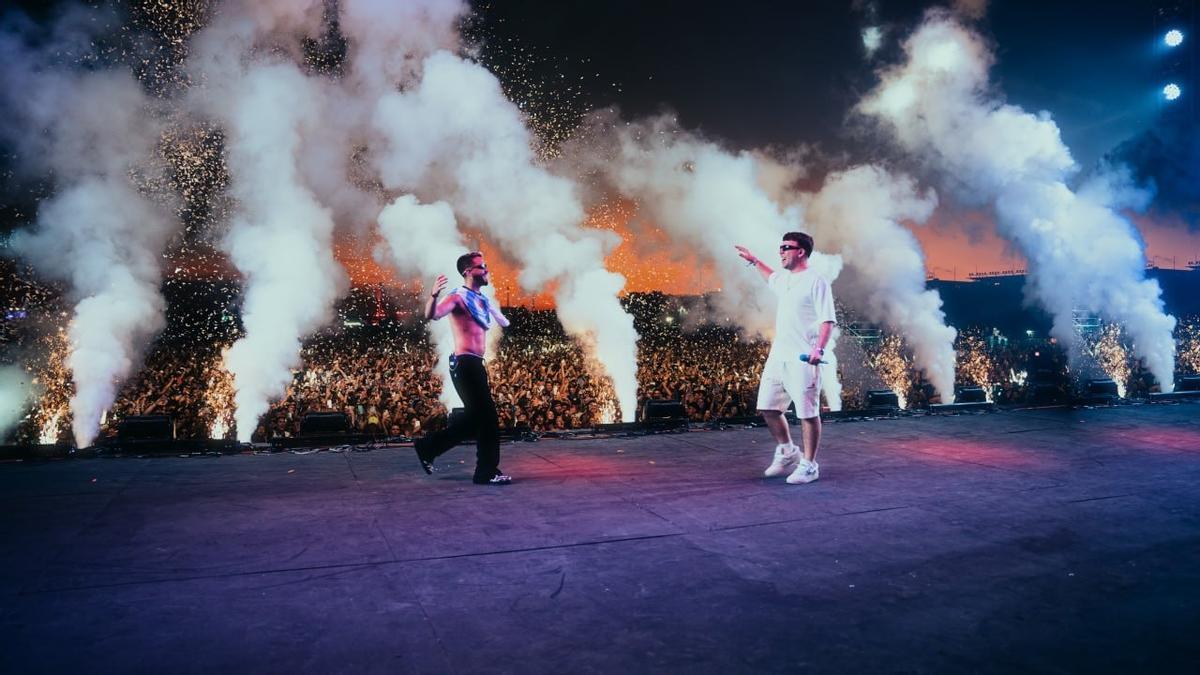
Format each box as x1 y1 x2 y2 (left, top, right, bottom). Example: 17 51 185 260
18 177 174 447
1 15 178 447
373 195 467 410
803 165 958 400
818 329 843 412
558 112 852 408
295 0 466 234
363 46 640 421
187 3 348 441
339 0 466 93
562 113 962 401
296 88 380 236
563 111 844 337
858 12 1177 390
0 366 33 440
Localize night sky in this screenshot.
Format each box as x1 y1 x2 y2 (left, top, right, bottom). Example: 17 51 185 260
472 0 1192 169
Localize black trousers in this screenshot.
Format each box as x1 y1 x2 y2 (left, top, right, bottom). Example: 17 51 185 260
423 354 501 479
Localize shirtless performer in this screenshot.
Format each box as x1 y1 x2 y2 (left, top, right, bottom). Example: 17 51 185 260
414 251 512 485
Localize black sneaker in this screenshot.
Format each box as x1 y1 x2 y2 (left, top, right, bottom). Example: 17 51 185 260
413 438 434 475
473 471 512 485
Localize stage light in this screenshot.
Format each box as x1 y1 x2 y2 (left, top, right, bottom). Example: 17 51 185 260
1165 29 1184 47
1164 83 1182 101
863 26 883 54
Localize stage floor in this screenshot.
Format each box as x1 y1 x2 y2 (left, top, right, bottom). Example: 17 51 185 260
3 402 1199 673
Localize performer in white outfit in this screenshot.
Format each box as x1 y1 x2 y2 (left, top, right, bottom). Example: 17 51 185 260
735 232 837 484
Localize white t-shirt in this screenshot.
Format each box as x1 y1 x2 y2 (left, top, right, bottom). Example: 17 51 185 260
765 268 837 367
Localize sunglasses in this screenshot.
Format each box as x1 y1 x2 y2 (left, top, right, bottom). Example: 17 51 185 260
466 263 488 272
779 245 802 252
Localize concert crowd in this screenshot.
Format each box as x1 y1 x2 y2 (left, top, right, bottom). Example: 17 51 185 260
2 278 1192 443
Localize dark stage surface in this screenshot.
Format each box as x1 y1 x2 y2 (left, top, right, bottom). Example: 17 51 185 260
2 403 1199 674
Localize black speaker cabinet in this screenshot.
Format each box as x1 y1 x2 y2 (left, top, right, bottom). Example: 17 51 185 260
642 399 686 421
299 412 350 437
116 415 175 441
956 386 987 403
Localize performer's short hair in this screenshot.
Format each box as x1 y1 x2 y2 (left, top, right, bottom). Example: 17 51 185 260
782 231 814 258
456 251 483 276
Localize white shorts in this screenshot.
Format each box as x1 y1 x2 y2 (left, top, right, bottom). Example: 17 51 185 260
756 358 822 419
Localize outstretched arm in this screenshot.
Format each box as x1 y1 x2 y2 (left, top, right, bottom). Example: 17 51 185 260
734 245 773 282
424 275 459 321
489 301 510 328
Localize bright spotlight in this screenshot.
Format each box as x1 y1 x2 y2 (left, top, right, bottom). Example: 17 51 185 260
1164 29 1184 47
1164 83 1182 101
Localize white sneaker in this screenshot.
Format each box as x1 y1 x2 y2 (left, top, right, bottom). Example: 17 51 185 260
786 459 819 484
763 444 800 477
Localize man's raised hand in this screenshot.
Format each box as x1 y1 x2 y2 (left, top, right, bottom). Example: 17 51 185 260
431 274 448 297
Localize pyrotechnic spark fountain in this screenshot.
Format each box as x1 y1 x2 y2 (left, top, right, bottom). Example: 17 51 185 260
580 347 620 424
31 329 72 445
866 335 913 409
955 330 996 401
1084 323 1131 397
596 399 618 425
1177 319 1200 375
203 349 236 440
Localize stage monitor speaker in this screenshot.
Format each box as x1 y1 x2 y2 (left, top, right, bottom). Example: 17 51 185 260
1178 375 1200 392
1028 383 1061 404
1086 379 1119 396
116 415 175 441
642 399 686 421
866 390 899 409
299 412 349 437
956 386 987 403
